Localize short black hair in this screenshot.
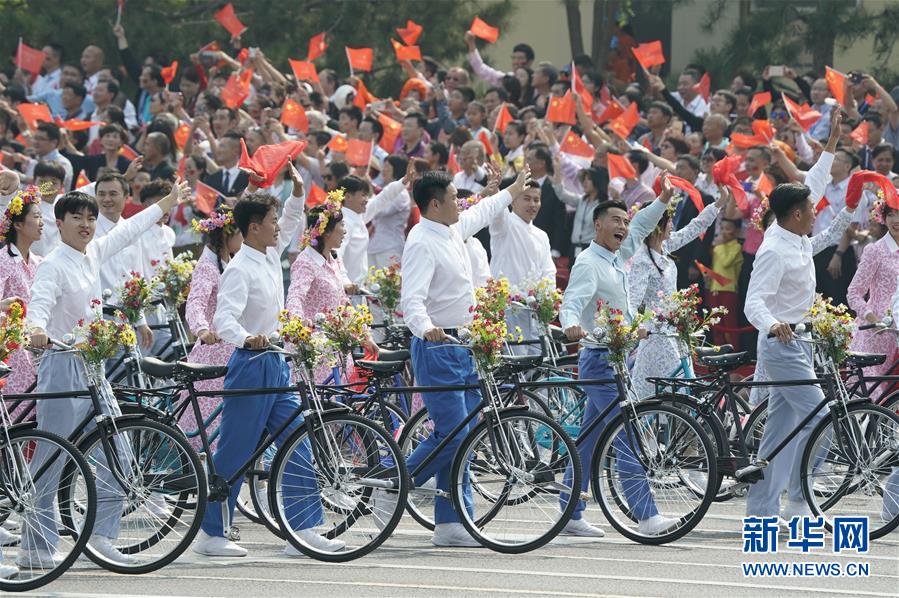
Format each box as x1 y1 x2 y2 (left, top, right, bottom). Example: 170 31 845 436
36 121 61 142
527 143 554 174
863 112 882 128
412 170 453 213
385 154 409 179
428 141 449 166
835 148 859 169
648 101 673 120
505 119 527 137
98 123 125 141
46 42 64 61
362 116 383 141
454 86 476 104
144 64 164 87
324 161 349 180
676 154 701 172
404 112 427 130
63 81 87 100
338 174 370 195
338 105 363 127
96 171 130 195
593 200 628 221
871 142 894 160
140 179 172 204
626 150 649 175
233 192 280 236
54 191 98 220
512 43 535 61
100 78 120 97
222 130 244 144
769 182 810 220
485 86 508 102
33 160 66 182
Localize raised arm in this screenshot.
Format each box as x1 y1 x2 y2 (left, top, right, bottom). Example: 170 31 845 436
620 179 673 261
465 33 505 86
458 166 530 239
276 164 306 255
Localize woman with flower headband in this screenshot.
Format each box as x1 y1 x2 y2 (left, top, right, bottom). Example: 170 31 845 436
179 205 243 449
286 189 378 382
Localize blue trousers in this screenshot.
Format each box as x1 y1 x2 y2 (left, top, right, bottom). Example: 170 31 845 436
405 338 480 524
200 350 322 537
562 348 659 521
747 338 827 516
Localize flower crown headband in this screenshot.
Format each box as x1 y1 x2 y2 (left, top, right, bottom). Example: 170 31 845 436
457 193 483 211
0 185 41 244
302 189 344 248
192 206 236 235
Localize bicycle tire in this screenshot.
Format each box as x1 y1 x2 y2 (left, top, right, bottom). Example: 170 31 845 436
397 406 438 531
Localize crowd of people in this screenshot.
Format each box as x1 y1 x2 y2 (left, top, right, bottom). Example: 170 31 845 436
1 11 898 573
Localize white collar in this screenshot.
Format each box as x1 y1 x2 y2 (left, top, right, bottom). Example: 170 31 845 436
301 245 327 266
885 234 899 254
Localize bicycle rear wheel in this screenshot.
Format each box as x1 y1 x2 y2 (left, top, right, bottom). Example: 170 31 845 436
397 406 437 530
1 428 96 593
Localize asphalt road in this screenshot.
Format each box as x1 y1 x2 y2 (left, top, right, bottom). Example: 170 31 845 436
15 498 898 598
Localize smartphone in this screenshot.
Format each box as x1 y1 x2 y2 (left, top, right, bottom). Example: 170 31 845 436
248 47 257 59
769 65 785 77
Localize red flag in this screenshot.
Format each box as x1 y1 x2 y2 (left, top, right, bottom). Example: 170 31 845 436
752 119 776 142
280 98 309 132
120 144 139 160
469 16 499 43
378 113 402 153
346 47 374 73
477 130 495 157
352 78 379 110
16 41 44 76
160 60 178 86
397 20 423 46
747 92 771 118
850 120 869 146
847 170 898 210
782 93 822 132
607 153 636 180
176 155 187 179
825 66 846 105
75 170 90 189
595 98 624 124
327 134 349 154
345 139 373 167
307 32 327 61
221 69 253 109
693 73 711 102
631 40 665 71
695 261 732 286
815 196 830 215
570 63 593 115
865 93 876 106
194 180 220 214
239 139 306 188
608 102 639 139
712 154 748 211
289 59 319 83
391 38 422 62
559 130 595 159
731 133 769 149
17 103 52 130
174 122 191 149
447 146 460 175
755 173 774 197
54 117 100 132
306 183 328 208
668 175 704 213
546 91 576 125
214 3 247 38
493 102 513 134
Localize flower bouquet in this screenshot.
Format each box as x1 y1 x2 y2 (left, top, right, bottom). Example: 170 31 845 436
472 277 512 322
119 271 153 324
74 300 137 367
152 254 196 308
465 276 518 371
278 310 335 374
0 300 28 377
318 303 374 355
593 301 652 366
653 284 727 355
366 260 402 322
806 295 854 365
513 276 562 326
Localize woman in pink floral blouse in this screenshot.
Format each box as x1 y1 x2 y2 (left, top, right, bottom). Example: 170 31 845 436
180 207 243 448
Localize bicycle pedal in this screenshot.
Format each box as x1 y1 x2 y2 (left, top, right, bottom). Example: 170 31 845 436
227 526 240 541
735 461 767 483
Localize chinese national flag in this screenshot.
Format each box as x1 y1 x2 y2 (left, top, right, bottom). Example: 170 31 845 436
782 93 822 132
695 261 732 286
75 170 90 189
493 102 513 134
693 72 711 102
308 32 327 61
469 16 499 43
55 117 98 131
559 130 595 159
239 139 307 188
815 196 830 215
378 113 402 152
755 173 774 197
120 144 139 160
280 98 309 133
16 41 44 76
447 146 460 175
631 40 665 71
327 134 349 154
850 120 868 145
606 153 636 180
477 130 495 157
571 63 593 114
595 98 624 124
214 3 247 38
306 183 327 208
546 91 576 125
174 122 191 149
730 133 769 149
712 154 748 211
668 175 705 213
346 47 374 73
825 66 846 105
850 170 898 208
747 92 771 118
608 101 639 139
397 20 423 46
391 38 422 62
289 59 319 83
752 119 776 142
221 69 253 109
194 180 220 214
18 103 53 130
352 78 378 110
160 61 178 86
345 138 373 167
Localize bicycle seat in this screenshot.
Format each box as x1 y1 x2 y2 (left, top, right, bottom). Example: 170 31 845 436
378 348 410 362
695 344 733 358
699 351 749 369
499 354 544 373
140 357 227 382
845 352 886 368
356 360 406 375
546 353 579 368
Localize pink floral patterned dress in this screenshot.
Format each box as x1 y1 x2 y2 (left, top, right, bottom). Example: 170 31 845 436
180 247 236 449
847 234 899 376
0 245 40 406
286 246 348 383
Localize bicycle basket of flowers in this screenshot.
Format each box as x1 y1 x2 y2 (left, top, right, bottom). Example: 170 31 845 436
653 284 727 355
278 310 335 375
465 277 520 371
593 301 652 366
74 300 137 367
153 254 196 309
366 260 402 321
513 276 563 326
318 302 374 355
806 295 855 365
119 271 154 324
0 300 28 373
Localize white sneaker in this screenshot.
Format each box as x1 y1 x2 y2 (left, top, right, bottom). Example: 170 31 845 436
0 526 20 546
638 514 680 536
561 517 605 537
781 500 813 521
89 535 136 565
431 522 480 547
2 518 20 532
371 489 398 531
15 550 63 569
0 563 18 579
191 530 248 557
295 529 345 553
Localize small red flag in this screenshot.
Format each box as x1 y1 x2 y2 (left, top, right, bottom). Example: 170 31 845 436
782 93 822 132
194 180 220 214
447 146 461 175
280 98 309 133
75 170 91 189
397 20 423 46
730 133 769 149
174 122 191 149
570 63 593 115
120 144 139 160
307 32 327 62
755 173 774 197
378 113 402 153
352 78 379 110
493 102 514 134
847 170 898 210
695 261 732 286
221 69 253 109
825 67 846 106
850 120 868 146
752 119 776 142
345 138 373 167
595 98 625 124
327 134 349 154
17 103 52 130
712 154 748 211
306 183 327 208
160 60 178 86
606 153 636 180
631 41 665 71
239 139 306 188
608 102 640 139
559 130 595 159
747 92 771 118
346 47 374 73
545 91 576 125
214 3 247 38
54 117 100 132
469 16 499 43
16 41 44 76
668 175 704 213
391 38 422 62
477 130 495 157
693 72 711 102
289 59 319 83
176 155 187 179
815 196 830 215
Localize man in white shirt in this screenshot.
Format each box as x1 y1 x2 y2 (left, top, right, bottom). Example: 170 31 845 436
136 179 177 357
30 161 65 257
744 180 861 522
401 166 531 547
31 43 63 97
670 69 709 119
22 122 73 191
452 140 487 195
80 45 104 94
27 179 190 567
